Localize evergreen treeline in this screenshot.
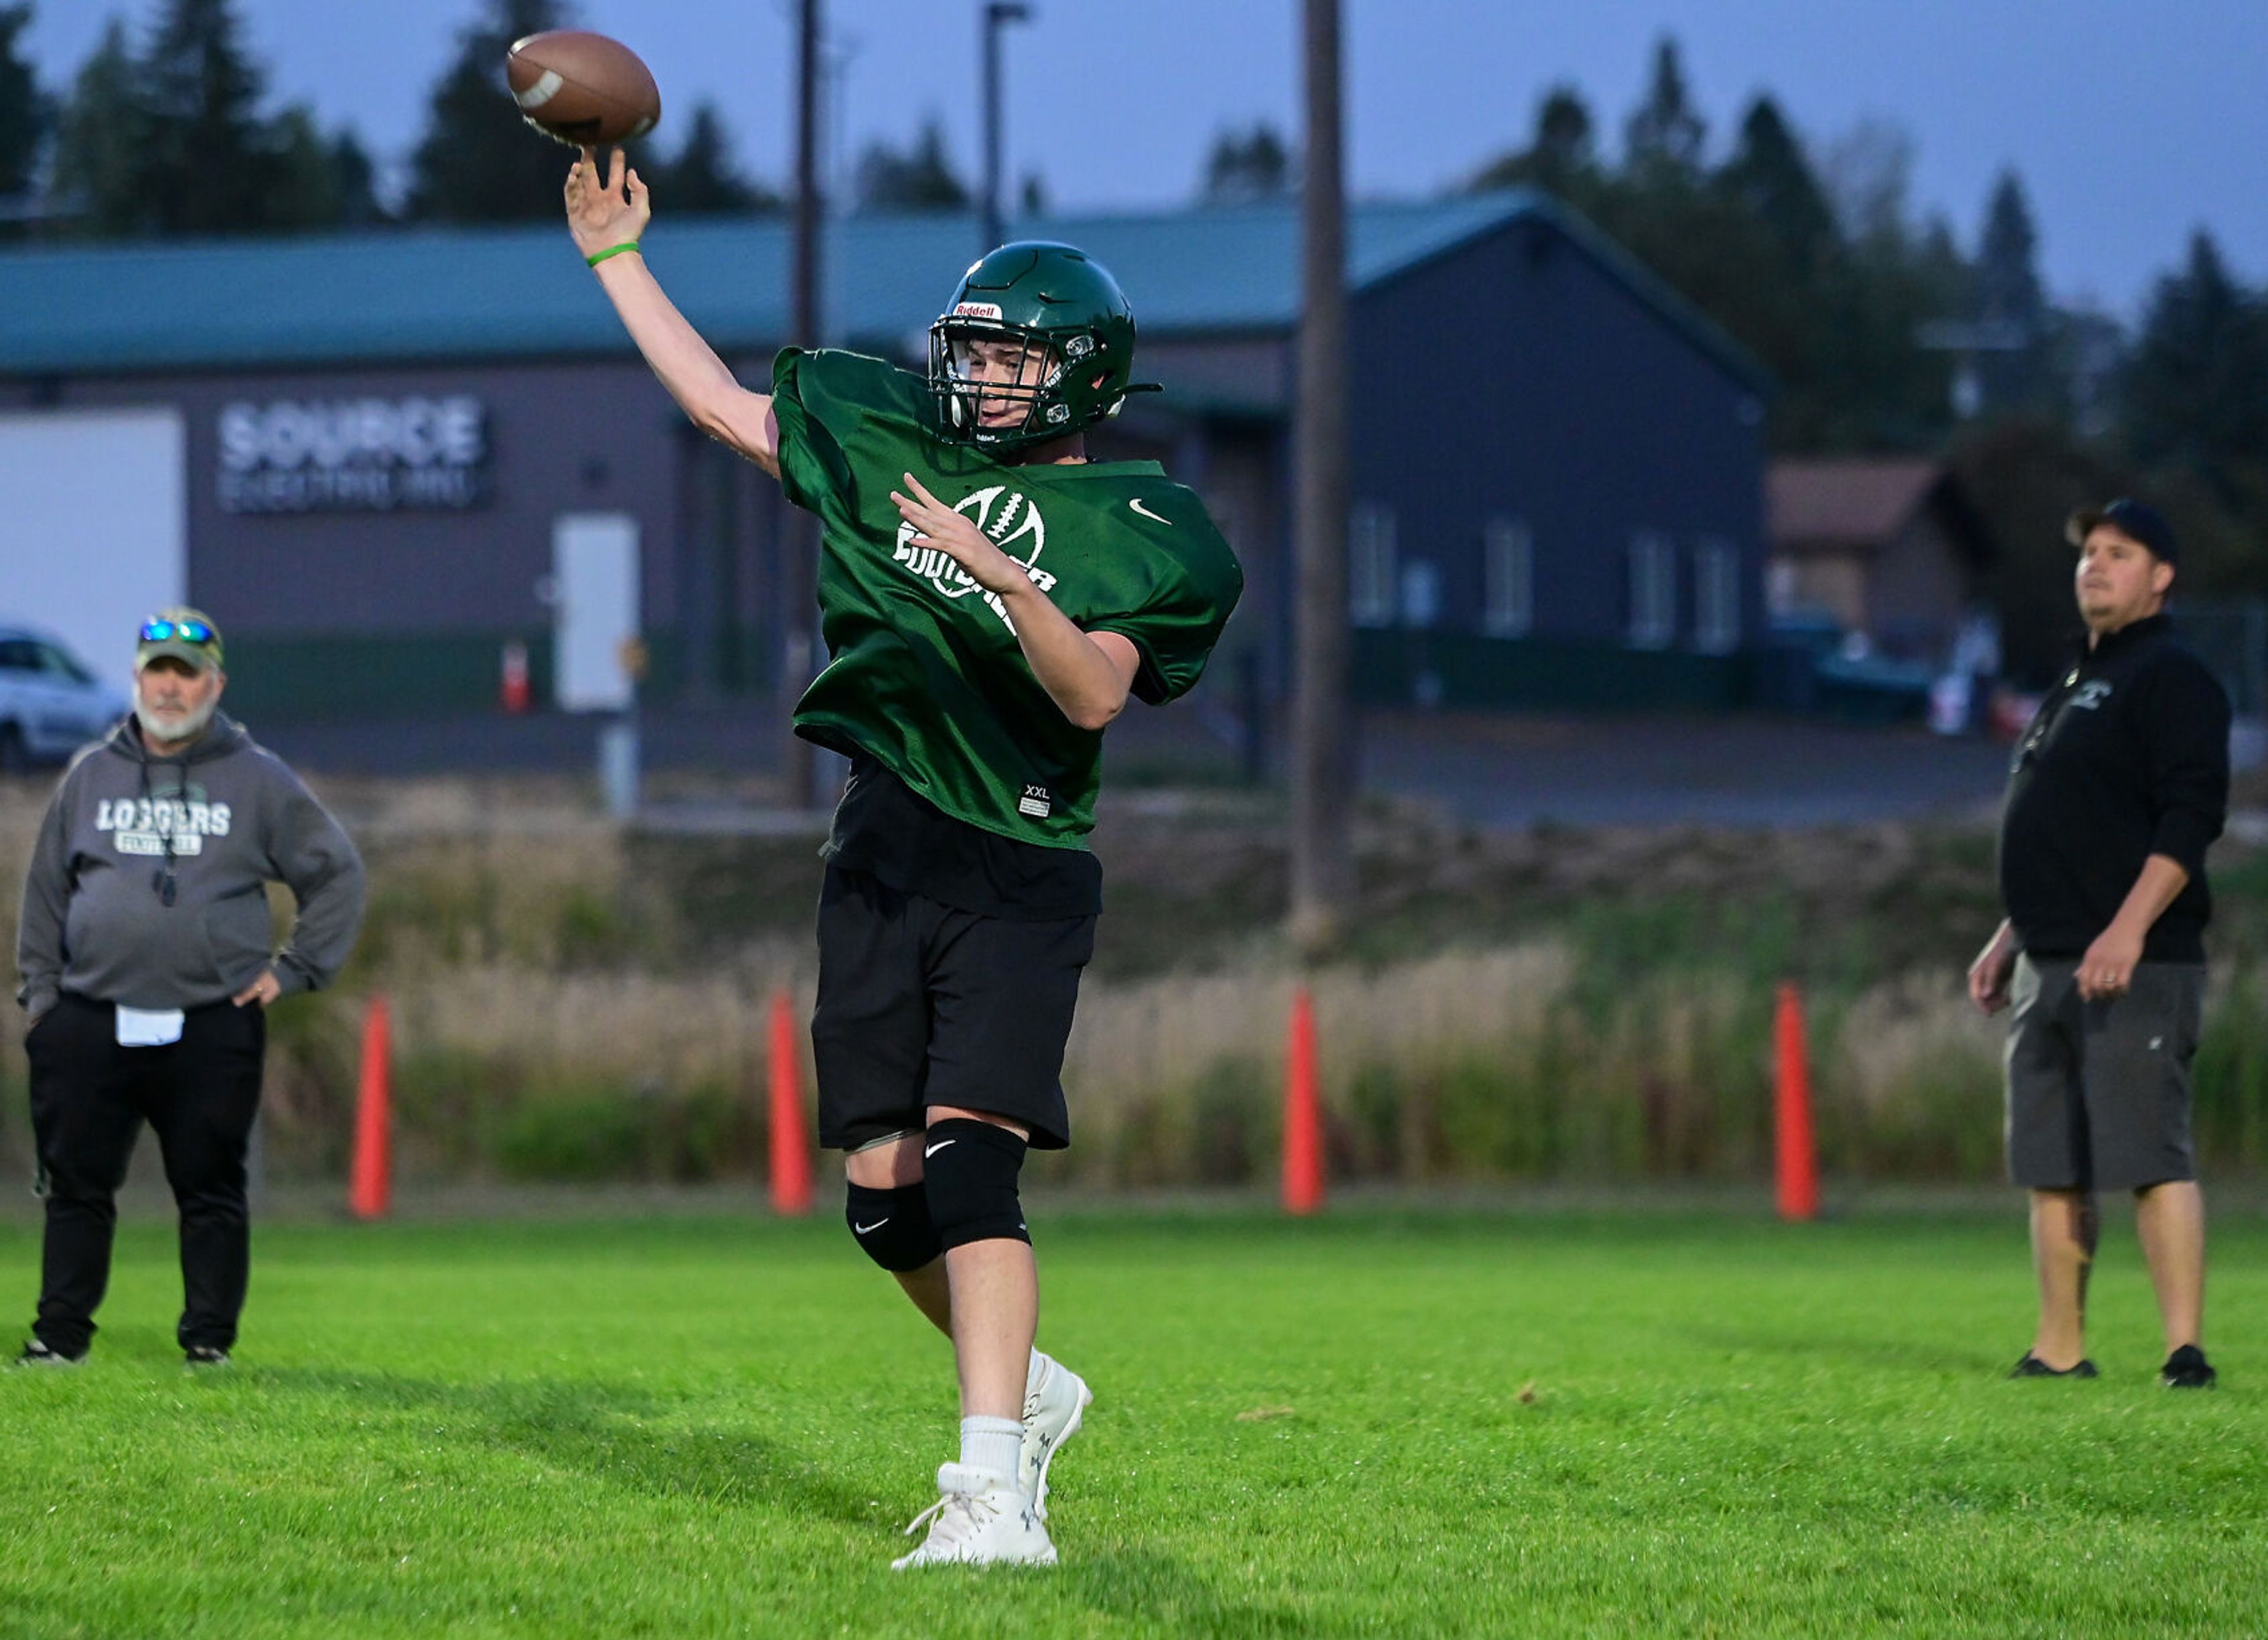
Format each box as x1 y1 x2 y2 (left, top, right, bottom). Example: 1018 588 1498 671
0 0 771 239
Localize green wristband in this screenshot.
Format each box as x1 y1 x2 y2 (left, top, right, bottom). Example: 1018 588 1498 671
585 241 641 268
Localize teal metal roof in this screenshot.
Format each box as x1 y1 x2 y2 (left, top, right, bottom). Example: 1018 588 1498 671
0 191 1761 386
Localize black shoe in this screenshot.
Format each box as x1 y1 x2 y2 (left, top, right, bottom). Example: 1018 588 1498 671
183 1345 232 1368
2010 1351 2098 1379
2161 1344 2217 1390
13 1339 84 1368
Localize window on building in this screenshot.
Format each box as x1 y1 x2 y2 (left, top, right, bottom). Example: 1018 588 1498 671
1482 516 1533 637
1692 539 1741 653
1400 560 1441 628
1350 503 1397 627
1627 532 1677 649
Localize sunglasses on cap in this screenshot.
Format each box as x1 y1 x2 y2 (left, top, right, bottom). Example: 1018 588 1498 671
140 619 217 646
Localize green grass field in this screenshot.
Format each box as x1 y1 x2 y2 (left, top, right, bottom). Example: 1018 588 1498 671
2 1205 2263 1638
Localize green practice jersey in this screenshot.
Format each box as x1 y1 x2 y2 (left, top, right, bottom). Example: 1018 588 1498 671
771 347 1243 848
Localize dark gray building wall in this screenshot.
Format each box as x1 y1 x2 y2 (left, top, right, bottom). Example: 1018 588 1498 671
1346 219 1767 701
1 356 786 718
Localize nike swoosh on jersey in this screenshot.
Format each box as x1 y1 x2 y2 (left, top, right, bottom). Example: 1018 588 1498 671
925 1139 957 1158
1128 497 1171 525
853 1219 889 1235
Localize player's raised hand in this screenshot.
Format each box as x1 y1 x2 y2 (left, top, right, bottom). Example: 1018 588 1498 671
565 146 649 261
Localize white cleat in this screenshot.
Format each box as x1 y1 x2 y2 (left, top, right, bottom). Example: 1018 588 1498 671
890 1463 1057 1570
1021 1356 1093 1521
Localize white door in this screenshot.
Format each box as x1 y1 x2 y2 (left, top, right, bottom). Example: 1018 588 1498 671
0 408 187 691
552 512 640 712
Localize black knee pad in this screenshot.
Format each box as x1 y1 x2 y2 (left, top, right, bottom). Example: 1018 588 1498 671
922 1118 1031 1249
845 1182 943 1273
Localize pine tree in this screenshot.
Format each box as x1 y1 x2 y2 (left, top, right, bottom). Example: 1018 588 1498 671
1719 97 1832 275
1531 87 1595 180
326 128 387 227
1470 85 1594 194
1972 171 2052 411
406 0 580 223
650 100 773 214
0 2 50 205
2126 232 2268 479
1624 36 1705 177
135 0 288 234
266 106 386 230
853 117 969 213
49 19 147 235
1200 122 1293 204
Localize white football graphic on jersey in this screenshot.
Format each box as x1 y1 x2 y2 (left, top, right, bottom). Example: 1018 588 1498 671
894 485 1047 601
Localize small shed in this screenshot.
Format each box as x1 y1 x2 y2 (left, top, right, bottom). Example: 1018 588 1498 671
1765 458 1996 663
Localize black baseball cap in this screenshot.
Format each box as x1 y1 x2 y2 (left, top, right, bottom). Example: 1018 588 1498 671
2065 497 2179 566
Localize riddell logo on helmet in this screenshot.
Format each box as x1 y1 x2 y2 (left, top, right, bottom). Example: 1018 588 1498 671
953 302 1004 320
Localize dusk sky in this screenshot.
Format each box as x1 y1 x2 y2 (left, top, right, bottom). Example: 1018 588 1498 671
24 1 2267 322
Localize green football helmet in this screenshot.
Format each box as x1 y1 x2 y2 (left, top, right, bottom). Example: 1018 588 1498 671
928 242 1150 450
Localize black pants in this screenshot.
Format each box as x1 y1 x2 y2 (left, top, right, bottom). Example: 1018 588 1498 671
25 994 266 1357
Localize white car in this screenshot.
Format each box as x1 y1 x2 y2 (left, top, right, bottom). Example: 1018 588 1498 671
0 625 130 772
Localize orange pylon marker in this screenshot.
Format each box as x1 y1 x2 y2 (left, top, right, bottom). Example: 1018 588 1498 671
1774 982 1820 1222
348 994 392 1221
768 989 813 1216
1283 985 1324 1215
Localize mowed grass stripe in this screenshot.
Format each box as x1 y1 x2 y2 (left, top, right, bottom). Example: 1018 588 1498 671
1 1211 2262 1638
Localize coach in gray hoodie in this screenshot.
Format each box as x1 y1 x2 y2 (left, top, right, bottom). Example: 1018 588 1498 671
14 607 365 1367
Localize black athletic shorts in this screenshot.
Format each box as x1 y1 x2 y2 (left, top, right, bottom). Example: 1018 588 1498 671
811 865 1094 1151
2004 954 2203 1191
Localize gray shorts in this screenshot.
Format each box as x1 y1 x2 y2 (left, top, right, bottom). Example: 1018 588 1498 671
2004 954 2202 1191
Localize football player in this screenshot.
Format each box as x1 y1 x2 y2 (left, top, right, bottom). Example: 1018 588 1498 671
564 149 1242 1567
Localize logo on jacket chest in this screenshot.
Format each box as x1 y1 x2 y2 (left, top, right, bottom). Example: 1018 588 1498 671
891 484 1059 633
96 793 233 857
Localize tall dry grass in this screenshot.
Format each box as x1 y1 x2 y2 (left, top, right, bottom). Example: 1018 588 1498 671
4 777 2264 1188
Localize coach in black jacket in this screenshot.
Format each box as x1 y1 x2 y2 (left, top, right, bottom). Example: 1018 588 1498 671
1969 499 2228 1390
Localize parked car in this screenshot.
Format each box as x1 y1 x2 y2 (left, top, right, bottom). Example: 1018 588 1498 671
1758 614 1935 725
0 625 130 772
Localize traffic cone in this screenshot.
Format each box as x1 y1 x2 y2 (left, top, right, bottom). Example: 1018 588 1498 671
500 641 531 714
1282 985 1324 1215
1774 982 1820 1222
768 989 813 1216
348 994 392 1221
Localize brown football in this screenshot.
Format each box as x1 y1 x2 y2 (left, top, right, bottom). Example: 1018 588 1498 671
505 30 660 147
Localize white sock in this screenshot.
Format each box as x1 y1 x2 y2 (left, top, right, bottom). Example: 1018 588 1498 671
960 1415 1024 1487
1026 1349 1054 1401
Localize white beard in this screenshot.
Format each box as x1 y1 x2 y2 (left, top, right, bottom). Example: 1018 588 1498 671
139 691 218 748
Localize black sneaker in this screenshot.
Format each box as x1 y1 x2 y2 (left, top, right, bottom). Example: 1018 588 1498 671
2160 1344 2217 1390
2010 1352 2098 1379
183 1345 232 1368
12 1339 84 1368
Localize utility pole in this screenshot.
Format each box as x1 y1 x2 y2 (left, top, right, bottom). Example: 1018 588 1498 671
781 0 822 808
1291 0 1353 957
980 2 1031 254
